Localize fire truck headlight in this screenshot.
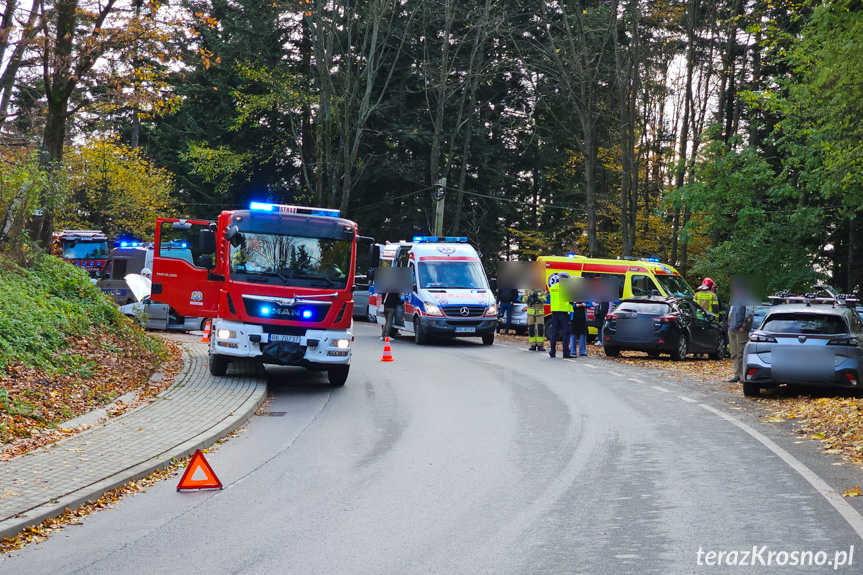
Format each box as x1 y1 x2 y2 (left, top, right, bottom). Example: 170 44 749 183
333 339 351 349
217 329 236 339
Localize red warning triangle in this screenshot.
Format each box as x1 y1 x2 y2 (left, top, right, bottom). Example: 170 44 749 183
177 449 223 491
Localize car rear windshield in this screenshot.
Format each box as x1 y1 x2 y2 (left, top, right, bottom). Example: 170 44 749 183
613 302 670 316
760 313 848 335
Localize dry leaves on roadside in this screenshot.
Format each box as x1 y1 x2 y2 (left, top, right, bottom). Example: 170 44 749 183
0 335 183 456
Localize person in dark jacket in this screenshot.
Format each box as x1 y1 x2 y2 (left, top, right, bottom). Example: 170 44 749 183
380 291 399 341
727 303 751 382
593 301 609 346
570 301 588 357
497 287 519 334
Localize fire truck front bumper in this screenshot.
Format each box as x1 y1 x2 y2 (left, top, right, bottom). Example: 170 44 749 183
211 320 352 367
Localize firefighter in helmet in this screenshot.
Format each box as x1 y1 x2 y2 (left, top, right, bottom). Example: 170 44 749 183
695 277 720 313
525 287 548 351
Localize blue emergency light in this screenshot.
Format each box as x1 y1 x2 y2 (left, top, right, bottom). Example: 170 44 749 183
567 252 575 258
302 310 313 319
643 257 661 263
119 241 139 248
249 202 340 218
261 306 271 315
412 236 468 243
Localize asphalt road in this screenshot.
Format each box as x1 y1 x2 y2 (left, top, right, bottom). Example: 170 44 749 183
4 323 863 574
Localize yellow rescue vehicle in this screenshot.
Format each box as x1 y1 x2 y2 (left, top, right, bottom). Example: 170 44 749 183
538 255 695 336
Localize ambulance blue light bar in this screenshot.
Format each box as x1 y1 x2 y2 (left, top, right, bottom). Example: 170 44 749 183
249 202 340 218
412 236 468 243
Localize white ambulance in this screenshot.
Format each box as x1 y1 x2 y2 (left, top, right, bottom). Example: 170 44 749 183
370 236 498 345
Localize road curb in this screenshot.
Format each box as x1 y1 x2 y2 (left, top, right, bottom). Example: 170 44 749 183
0 363 266 541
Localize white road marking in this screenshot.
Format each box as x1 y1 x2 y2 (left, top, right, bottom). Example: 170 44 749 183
699 403 863 542
628 378 646 384
582 364 598 369
607 370 623 376
678 396 697 403
651 386 670 392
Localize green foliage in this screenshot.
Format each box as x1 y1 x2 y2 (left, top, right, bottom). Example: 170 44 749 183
59 138 176 241
0 252 164 373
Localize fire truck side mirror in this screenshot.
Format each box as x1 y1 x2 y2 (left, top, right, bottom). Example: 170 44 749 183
199 229 216 254
197 255 215 270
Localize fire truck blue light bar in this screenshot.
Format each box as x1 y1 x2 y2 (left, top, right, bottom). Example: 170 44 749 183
249 202 340 218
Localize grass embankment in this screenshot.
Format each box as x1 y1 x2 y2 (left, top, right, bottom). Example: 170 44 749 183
0 252 179 447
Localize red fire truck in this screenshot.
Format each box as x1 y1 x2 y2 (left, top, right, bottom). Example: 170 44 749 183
151 203 365 386
51 230 110 282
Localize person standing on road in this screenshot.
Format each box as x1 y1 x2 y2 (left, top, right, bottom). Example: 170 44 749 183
593 301 609 346
380 291 399 341
570 301 588 357
525 287 548 351
727 294 752 383
497 286 518 335
548 279 572 358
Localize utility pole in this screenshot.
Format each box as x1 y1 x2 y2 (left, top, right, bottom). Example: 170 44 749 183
433 177 446 236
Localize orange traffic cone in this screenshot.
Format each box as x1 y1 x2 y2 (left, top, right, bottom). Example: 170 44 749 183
201 320 211 343
381 337 394 362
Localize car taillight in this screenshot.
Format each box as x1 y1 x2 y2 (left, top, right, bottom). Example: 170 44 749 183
606 314 618 321
845 373 857 384
828 338 859 346
653 316 676 324
747 368 757 377
749 333 777 343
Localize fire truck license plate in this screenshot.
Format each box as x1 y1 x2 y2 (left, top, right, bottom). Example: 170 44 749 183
455 327 476 333
269 334 301 344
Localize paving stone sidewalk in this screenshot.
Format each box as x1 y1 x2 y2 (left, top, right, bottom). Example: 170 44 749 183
0 341 267 540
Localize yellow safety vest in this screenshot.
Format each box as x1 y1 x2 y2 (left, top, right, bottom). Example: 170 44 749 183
549 281 571 313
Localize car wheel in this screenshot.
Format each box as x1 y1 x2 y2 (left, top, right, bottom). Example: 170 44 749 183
708 335 724 360
742 381 760 397
670 335 688 362
209 352 229 376
482 333 495 345
414 317 428 345
327 365 349 387
514 326 527 336
368 311 377 323
604 346 620 357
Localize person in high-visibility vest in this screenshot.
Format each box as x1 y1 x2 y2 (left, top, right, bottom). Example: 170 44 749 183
524 287 548 351
548 278 572 358
695 277 719 313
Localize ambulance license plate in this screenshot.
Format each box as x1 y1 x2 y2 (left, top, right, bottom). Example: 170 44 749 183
269 334 301 343
455 327 476 333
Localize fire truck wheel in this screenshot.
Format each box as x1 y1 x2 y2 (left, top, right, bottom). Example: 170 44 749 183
327 365 349 387
209 352 229 376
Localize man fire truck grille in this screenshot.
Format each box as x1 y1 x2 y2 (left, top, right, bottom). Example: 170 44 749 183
242 297 331 322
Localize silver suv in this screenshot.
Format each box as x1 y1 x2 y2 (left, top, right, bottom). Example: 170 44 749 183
742 304 863 396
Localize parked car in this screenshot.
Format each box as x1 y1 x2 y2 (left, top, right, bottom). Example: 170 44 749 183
742 304 863 397
602 296 724 361
751 304 771 331
505 295 529 335
121 298 208 332
352 274 374 321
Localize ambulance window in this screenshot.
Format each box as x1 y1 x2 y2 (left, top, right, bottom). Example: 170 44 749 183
158 221 213 268
631 275 659 297
411 265 417 292
112 259 127 279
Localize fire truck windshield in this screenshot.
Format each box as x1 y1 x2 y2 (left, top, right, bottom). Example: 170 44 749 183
229 231 352 287
62 241 109 260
